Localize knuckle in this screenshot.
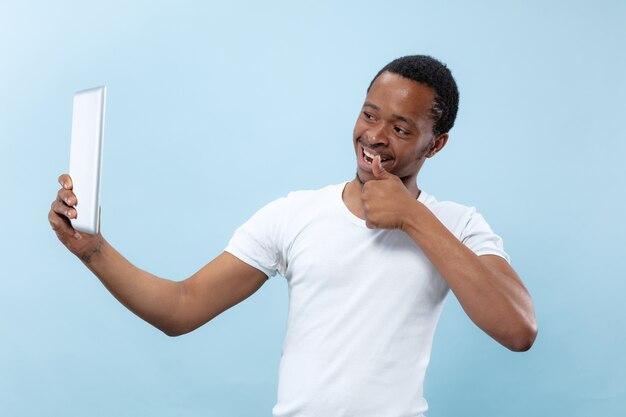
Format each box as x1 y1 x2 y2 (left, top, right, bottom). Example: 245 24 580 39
59 190 70 203
55 190 75 207
48 213 59 230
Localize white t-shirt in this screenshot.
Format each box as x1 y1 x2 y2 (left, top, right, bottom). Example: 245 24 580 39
225 182 509 417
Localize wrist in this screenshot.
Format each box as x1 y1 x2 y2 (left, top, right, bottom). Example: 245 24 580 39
399 199 423 233
76 235 106 265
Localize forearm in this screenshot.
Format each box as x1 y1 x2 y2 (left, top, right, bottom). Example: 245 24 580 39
76 236 184 336
402 202 536 350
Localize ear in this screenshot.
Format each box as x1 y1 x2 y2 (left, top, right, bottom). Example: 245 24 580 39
426 133 449 158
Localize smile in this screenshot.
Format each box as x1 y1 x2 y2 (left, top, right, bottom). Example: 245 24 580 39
361 145 391 164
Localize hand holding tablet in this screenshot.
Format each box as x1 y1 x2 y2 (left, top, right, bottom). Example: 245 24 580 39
48 86 107 257
68 86 106 235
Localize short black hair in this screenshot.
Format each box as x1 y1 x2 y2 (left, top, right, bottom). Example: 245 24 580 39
368 55 459 136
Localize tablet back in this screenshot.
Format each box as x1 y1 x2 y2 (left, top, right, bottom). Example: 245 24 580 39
69 86 106 235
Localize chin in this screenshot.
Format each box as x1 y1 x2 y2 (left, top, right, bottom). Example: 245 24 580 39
356 170 374 184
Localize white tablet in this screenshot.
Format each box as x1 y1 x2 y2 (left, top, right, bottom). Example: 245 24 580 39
69 86 106 235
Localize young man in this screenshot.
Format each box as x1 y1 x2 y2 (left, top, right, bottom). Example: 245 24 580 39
49 55 537 417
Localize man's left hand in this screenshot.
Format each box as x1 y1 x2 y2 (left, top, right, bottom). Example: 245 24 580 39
361 155 418 230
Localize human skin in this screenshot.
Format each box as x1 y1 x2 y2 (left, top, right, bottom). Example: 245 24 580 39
49 71 536 349
342 72 537 351
48 178 267 336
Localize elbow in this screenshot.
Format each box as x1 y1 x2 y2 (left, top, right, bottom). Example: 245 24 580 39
160 318 212 337
158 281 219 337
159 281 199 337
157 321 186 337
162 327 187 337
506 320 538 352
161 322 195 337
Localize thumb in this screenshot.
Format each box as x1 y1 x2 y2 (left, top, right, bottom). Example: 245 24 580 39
372 155 391 179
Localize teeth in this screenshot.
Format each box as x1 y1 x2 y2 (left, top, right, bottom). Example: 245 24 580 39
363 149 377 159
363 147 388 162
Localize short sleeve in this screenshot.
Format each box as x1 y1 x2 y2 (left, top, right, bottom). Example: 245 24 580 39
460 209 510 263
224 197 290 278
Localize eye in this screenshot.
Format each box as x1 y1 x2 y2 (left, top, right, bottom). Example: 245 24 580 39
363 111 376 121
394 126 410 136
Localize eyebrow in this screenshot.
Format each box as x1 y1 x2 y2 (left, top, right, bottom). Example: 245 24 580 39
363 102 418 130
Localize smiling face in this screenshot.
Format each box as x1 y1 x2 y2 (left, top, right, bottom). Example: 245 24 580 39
353 71 448 193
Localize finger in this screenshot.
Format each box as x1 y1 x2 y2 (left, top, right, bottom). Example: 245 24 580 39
48 208 75 236
51 199 77 220
372 155 390 179
58 174 73 190
48 209 68 232
56 188 78 207
49 202 83 239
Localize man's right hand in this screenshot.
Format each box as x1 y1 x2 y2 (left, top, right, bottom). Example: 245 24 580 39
47 173 268 336
48 173 104 261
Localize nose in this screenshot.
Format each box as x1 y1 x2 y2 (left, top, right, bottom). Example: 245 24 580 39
366 125 388 146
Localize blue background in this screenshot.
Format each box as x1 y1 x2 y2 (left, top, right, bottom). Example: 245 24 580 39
1 1 625 416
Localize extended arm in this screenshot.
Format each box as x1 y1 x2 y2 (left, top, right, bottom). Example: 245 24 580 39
49 174 267 336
